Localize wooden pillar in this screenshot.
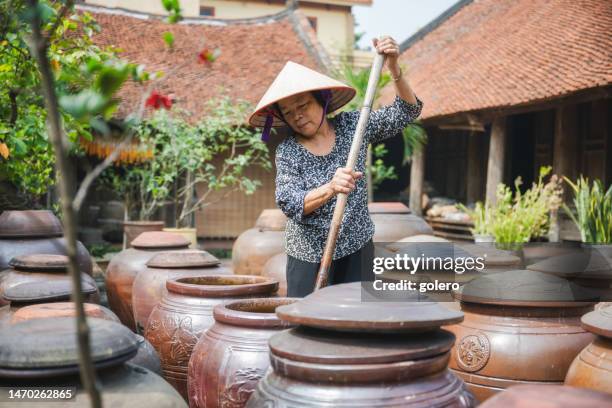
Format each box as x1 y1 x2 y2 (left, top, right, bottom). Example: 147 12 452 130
409 149 425 215
466 133 484 204
553 104 578 198
485 117 507 205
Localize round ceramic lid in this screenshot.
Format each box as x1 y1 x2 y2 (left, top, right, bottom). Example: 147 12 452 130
0 317 138 378
275 282 464 332
581 303 612 338
9 254 69 272
254 209 287 231
268 327 454 383
2 279 98 303
270 326 454 364
368 202 410 214
0 210 63 238
527 251 612 279
131 231 190 249
453 270 598 307
146 250 219 268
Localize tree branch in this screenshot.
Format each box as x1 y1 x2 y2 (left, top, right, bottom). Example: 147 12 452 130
25 1 101 407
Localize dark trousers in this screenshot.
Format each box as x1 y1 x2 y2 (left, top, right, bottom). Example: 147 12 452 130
286 240 374 297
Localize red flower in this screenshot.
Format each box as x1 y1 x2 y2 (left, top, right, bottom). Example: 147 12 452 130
146 91 172 110
197 47 220 66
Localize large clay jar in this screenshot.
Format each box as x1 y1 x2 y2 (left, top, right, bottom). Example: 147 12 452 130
247 282 475 407
124 220 165 248
5 302 162 375
261 253 288 297
0 317 187 407
0 254 99 307
565 303 612 394
0 210 92 274
132 250 232 333
145 275 278 400
188 297 296 408
105 231 190 331
232 209 286 276
368 202 433 242
446 270 597 403
478 384 612 408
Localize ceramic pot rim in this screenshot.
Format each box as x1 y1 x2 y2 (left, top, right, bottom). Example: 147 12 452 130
213 298 297 328
166 275 278 298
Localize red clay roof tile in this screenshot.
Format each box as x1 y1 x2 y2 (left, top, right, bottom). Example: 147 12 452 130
380 0 612 122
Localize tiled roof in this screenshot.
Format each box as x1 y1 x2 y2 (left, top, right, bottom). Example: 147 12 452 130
78 5 329 119
380 0 612 122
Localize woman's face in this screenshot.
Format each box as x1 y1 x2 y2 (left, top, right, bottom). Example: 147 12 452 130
277 92 324 138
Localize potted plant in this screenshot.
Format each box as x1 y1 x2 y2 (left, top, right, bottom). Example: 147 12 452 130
169 97 270 246
564 176 612 245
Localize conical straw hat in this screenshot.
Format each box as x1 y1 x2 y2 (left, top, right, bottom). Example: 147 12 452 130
249 61 355 128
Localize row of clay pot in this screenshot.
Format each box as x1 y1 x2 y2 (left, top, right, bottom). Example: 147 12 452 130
105 231 232 333
0 253 162 375
143 274 281 401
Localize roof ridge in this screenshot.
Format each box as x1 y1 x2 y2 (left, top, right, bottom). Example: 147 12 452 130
399 0 472 52
76 3 295 26
288 8 332 72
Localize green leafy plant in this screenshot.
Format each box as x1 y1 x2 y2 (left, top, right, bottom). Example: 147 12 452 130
563 177 612 243
401 121 427 165
490 166 563 246
458 201 492 236
462 167 563 245
369 144 397 188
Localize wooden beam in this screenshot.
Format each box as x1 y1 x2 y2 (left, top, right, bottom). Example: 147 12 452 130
553 104 578 184
485 117 507 205
466 133 484 204
409 149 425 216
423 85 612 128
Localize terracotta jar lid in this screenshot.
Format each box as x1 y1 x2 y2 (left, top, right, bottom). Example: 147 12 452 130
581 303 612 338
213 298 297 329
478 384 612 408
453 270 598 307
275 282 464 332
268 326 454 383
0 317 138 378
9 254 69 272
166 275 278 298
254 209 287 231
527 251 612 279
11 302 119 324
0 210 63 238
3 279 98 303
368 202 410 214
131 231 190 249
146 250 220 269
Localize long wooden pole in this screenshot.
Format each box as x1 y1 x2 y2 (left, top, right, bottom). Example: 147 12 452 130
314 52 386 290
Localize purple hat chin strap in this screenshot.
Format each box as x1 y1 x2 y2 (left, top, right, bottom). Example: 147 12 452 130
315 90 332 133
261 113 273 142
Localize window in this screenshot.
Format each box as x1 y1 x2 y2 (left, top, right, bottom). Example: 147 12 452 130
307 16 317 32
199 6 215 16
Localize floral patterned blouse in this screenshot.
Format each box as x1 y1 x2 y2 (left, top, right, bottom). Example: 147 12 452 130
275 95 423 263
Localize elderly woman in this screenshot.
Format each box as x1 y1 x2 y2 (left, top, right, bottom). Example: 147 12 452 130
249 37 422 297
